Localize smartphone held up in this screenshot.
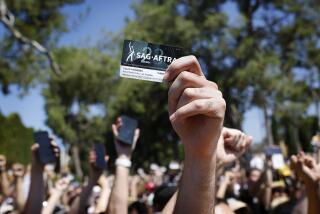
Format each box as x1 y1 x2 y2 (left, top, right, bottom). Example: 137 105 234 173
116 115 138 145
33 131 57 164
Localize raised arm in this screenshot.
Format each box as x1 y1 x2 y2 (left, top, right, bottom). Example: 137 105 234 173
94 174 110 213
290 152 320 214
42 177 70 214
162 126 252 213
216 171 234 200
23 142 59 214
23 144 45 214
164 55 226 213
12 163 27 212
0 155 11 197
106 117 140 214
216 127 252 170
70 150 104 214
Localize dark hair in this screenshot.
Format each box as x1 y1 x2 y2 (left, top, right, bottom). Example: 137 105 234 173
128 201 148 214
153 184 177 211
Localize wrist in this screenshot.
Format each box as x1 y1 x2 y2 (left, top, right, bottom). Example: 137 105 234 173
31 162 44 173
305 181 320 192
52 188 64 195
89 172 102 182
184 152 216 171
184 145 217 162
182 134 219 160
115 156 132 168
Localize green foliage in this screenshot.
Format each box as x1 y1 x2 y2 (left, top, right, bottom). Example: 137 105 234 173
1 0 320 168
0 112 33 164
0 0 85 93
44 47 117 144
43 47 117 175
105 0 320 165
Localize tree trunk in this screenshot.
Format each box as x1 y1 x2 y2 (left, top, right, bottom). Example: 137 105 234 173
71 145 83 179
292 125 302 152
316 97 320 131
263 105 274 146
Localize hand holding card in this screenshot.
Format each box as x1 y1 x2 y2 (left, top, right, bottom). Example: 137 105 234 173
166 55 226 159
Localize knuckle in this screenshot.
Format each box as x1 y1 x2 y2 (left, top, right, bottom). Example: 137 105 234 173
215 90 223 98
179 71 191 82
209 81 219 90
183 88 194 100
189 55 198 64
193 100 204 110
169 60 178 71
216 98 226 118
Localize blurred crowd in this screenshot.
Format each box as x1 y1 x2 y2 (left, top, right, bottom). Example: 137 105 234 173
1 124 319 214
0 56 320 214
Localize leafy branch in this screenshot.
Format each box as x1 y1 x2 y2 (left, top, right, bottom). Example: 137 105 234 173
0 0 61 76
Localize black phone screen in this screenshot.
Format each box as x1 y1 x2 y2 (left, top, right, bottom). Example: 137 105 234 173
33 131 56 164
94 144 107 169
117 115 138 145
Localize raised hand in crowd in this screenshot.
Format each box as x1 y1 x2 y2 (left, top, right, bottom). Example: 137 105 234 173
23 140 60 214
94 174 110 213
0 154 11 197
291 152 320 214
107 116 140 214
42 176 71 214
70 149 108 214
11 163 26 212
217 127 252 169
164 55 226 214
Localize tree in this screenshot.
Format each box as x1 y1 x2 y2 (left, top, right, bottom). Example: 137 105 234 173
0 0 84 94
0 111 33 164
44 47 117 178
105 0 320 166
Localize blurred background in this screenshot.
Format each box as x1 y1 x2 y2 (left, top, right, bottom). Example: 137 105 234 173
0 0 319 177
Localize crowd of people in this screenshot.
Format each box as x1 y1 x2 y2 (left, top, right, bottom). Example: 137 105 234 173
0 56 319 214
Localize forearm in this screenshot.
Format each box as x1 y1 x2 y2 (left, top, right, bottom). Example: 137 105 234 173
306 184 320 214
41 189 63 214
263 169 273 210
95 183 110 213
216 180 228 199
69 197 80 214
23 164 44 214
129 181 138 201
15 177 26 211
0 171 11 196
162 191 178 214
174 154 217 214
107 166 129 214
70 181 96 214
77 181 96 214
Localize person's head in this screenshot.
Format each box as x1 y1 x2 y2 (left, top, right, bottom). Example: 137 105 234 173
0 154 6 168
11 163 25 177
247 168 261 183
128 201 149 214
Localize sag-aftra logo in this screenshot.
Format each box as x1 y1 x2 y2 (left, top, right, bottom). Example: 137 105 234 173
126 41 177 64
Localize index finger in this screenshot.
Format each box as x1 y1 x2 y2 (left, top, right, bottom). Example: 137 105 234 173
164 55 204 82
